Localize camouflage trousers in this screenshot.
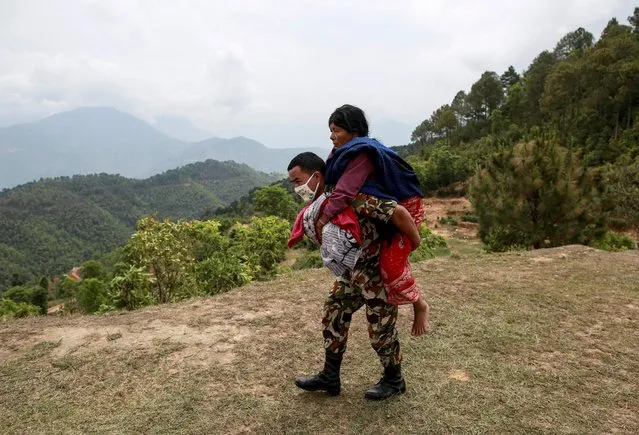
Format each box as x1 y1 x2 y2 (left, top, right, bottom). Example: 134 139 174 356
322 255 402 368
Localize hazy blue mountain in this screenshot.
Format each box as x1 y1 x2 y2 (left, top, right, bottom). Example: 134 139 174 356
152 115 215 142
160 136 329 175
0 107 186 189
372 118 414 147
0 107 330 188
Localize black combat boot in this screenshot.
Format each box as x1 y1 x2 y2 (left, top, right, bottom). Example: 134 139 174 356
294 351 342 396
364 364 406 400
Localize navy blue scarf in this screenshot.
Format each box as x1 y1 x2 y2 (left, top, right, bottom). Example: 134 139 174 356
324 136 423 202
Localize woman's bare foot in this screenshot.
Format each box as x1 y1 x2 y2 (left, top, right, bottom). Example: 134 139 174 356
411 298 430 336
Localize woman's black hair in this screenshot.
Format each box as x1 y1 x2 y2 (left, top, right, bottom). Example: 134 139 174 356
328 104 369 137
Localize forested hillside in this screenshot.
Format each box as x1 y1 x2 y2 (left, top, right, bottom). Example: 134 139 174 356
396 13 639 235
0 160 279 290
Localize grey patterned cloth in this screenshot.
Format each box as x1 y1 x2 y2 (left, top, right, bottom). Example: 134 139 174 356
303 193 362 276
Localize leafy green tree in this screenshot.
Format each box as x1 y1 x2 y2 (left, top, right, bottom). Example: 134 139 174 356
31 286 48 315
229 216 290 280
411 146 467 192
574 24 639 161
599 157 639 230
195 253 254 295
80 260 107 280
432 105 459 145
253 185 298 221
0 299 40 319
502 82 528 129
411 119 436 144
500 66 521 90
470 139 606 251
451 90 470 127
601 18 629 39
409 225 448 261
10 274 23 287
541 60 584 144
629 7 639 35
3 285 47 314
124 216 197 303
3 286 33 305
108 265 153 311
76 278 108 314
0 160 279 291
187 220 228 260
56 275 79 300
523 50 557 126
39 276 48 290
554 27 594 60
468 71 504 121
188 219 254 294
489 109 507 136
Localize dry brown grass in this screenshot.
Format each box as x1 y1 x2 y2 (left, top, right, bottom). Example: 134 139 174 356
1 245 638 434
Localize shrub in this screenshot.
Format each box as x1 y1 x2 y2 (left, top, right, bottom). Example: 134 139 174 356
252 185 298 222
76 278 109 314
461 214 479 223
292 250 324 270
439 216 459 226
124 217 198 303
410 225 449 261
599 158 639 231
56 276 80 300
590 232 637 251
2 285 47 315
229 216 291 280
0 299 41 320
80 260 107 280
410 146 468 192
108 265 154 311
195 252 254 295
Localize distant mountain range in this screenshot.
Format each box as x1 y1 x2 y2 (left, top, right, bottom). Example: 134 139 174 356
152 115 215 142
0 107 328 189
371 118 414 148
0 159 280 290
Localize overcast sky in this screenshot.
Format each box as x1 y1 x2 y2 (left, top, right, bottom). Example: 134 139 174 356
0 0 635 147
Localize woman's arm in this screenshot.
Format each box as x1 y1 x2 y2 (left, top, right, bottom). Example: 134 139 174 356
391 205 421 250
323 152 374 218
315 152 374 238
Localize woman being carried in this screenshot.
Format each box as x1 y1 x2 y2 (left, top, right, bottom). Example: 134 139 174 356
315 104 430 336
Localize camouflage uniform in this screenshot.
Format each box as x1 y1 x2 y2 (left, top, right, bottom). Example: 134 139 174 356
321 193 402 368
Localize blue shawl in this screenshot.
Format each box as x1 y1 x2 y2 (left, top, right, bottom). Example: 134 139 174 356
324 137 423 201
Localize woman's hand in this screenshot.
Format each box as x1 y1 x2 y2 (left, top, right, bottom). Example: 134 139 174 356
408 234 421 251
315 214 330 243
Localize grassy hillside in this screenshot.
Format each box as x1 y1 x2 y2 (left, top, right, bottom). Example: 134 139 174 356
0 160 280 290
1 245 637 434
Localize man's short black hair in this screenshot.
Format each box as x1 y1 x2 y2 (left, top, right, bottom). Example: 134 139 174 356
328 104 369 137
287 152 326 175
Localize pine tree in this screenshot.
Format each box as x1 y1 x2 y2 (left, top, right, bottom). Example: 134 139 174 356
469 139 607 251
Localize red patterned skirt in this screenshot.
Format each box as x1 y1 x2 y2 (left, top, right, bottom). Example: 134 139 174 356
380 196 425 305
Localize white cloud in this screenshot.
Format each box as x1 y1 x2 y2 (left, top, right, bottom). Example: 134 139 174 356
0 0 635 146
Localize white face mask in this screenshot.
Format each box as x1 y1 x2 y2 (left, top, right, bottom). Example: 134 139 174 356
294 172 319 203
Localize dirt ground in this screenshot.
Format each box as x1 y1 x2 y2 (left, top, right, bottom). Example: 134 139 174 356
423 196 478 239
1 245 638 434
